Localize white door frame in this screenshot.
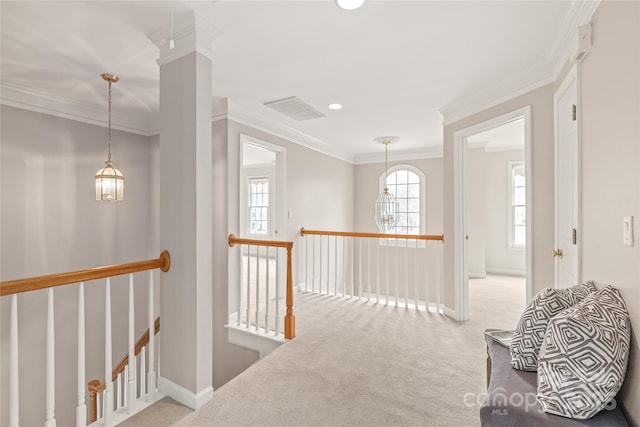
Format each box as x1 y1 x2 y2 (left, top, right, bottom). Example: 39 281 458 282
553 64 581 288
452 106 533 321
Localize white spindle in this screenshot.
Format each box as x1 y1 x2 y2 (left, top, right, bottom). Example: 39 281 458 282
367 239 371 301
376 238 380 302
326 235 330 294
140 347 147 397
333 236 338 295
319 236 323 294
342 237 346 296
357 239 362 300
265 247 270 333
312 235 316 293
127 274 136 413
246 246 251 329
45 288 56 427
436 242 442 310
385 242 390 305
395 240 399 306
405 238 409 308
77 283 86 427
350 237 354 298
148 271 156 397
275 249 280 336
104 278 113 426
304 235 308 291
96 391 102 420
10 294 19 427
414 240 419 309
255 246 260 331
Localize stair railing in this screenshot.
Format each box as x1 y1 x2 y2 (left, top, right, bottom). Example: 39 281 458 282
300 228 444 311
228 234 295 339
0 251 171 427
88 317 160 424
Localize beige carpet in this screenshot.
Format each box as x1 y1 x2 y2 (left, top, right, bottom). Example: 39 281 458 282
122 275 525 427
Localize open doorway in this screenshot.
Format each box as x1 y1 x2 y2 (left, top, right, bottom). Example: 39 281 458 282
452 107 532 321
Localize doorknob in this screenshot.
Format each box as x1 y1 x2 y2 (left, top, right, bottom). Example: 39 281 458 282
552 249 563 258
465 235 469 240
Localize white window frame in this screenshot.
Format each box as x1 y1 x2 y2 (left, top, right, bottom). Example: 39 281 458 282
508 161 526 249
247 176 270 236
378 164 426 247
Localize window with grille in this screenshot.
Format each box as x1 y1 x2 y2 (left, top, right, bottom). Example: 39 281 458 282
509 162 526 248
248 177 269 235
380 166 425 236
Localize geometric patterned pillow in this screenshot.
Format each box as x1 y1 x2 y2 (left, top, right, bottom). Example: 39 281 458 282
510 281 596 371
537 285 631 420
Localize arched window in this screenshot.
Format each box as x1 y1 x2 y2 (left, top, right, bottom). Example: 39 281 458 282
379 165 426 235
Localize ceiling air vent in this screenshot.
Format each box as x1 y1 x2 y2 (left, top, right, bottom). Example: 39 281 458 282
263 96 326 121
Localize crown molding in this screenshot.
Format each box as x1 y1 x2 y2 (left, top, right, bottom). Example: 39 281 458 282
0 82 155 136
221 103 356 164
353 146 443 164
148 10 223 66
549 0 601 80
439 0 601 127
439 60 553 126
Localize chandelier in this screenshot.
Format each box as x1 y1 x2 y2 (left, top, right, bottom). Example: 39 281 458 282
374 136 399 232
95 74 124 202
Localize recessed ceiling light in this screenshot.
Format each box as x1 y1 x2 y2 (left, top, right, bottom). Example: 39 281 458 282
336 0 364 11
329 103 343 110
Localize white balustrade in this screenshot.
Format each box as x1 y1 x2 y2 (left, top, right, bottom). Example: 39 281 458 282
10 294 19 427
45 288 56 427
301 229 444 312
77 282 87 427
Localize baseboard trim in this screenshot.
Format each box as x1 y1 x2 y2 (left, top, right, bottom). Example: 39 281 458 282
469 271 487 279
486 268 526 277
158 376 213 410
443 306 459 321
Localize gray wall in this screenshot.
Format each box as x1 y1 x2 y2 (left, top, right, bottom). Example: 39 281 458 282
579 1 639 423
0 105 157 427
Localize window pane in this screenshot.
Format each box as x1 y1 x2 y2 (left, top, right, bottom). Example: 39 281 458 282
514 206 526 226
408 213 420 227
396 184 407 198
408 198 419 213
514 226 526 245
513 187 525 206
408 183 419 198
407 171 419 184
398 198 408 213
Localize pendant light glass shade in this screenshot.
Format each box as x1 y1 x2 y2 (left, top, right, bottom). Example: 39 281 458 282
96 73 124 201
375 187 399 232
373 136 399 232
95 161 124 201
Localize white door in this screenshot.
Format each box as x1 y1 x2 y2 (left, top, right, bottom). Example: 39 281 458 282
554 66 580 288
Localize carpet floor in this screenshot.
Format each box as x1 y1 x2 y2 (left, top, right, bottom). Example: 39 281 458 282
121 275 525 427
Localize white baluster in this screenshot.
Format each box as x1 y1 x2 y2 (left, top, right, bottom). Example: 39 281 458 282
96 391 102 421
350 237 354 298
10 294 19 427
275 248 280 336
255 246 260 331
265 247 270 334
45 288 56 427
304 234 308 291
414 240 419 309
395 239 399 306
127 274 136 413
326 235 330 294
140 347 146 397
104 278 113 426
319 236 323 294
148 271 156 398
367 239 371 301
77 283 87 427
358 238 362 300
342 237 346 297
385 242 389 305
376 238 380 303
334 236 338 296
246 246 251 329
405 238 409 308
311 235 316 293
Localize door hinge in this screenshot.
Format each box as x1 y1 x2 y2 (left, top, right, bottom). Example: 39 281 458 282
572 228 577 245
552 249 564 258
571 104 577 121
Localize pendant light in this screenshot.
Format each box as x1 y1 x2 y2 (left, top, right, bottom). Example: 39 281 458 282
374 136 399 232
95 73 124 202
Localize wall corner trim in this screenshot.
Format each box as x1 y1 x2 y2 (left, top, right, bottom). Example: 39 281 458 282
158 376 214 410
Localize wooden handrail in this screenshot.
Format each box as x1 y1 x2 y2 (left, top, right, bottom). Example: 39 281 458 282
228 234 295 339
110 317 160 381
228 233 293 249
0 251 171 296
300 228 444 242
88 317 160 423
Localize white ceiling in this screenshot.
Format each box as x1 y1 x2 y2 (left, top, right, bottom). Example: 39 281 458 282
0 1 587 162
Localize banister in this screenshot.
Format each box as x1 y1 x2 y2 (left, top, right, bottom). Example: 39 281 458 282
0 250 171 296
228 233 295 339
300 227 444 242
228 233 293 249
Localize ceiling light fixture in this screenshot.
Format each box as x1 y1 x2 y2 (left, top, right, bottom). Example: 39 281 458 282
336 0 364 11
328 103 343 110
95 73 124 202
374 136 399 232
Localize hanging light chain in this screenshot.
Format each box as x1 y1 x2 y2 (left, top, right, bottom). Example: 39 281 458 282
384 140 389 192
107 79 112 163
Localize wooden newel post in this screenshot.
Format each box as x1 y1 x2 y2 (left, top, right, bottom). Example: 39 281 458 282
87 379 105 423
284 245 296 339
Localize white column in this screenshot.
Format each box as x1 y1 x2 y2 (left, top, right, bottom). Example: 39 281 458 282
149 10 220 410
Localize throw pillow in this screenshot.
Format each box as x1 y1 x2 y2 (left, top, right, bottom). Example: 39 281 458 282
510 281 596 371
537 285 631 420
